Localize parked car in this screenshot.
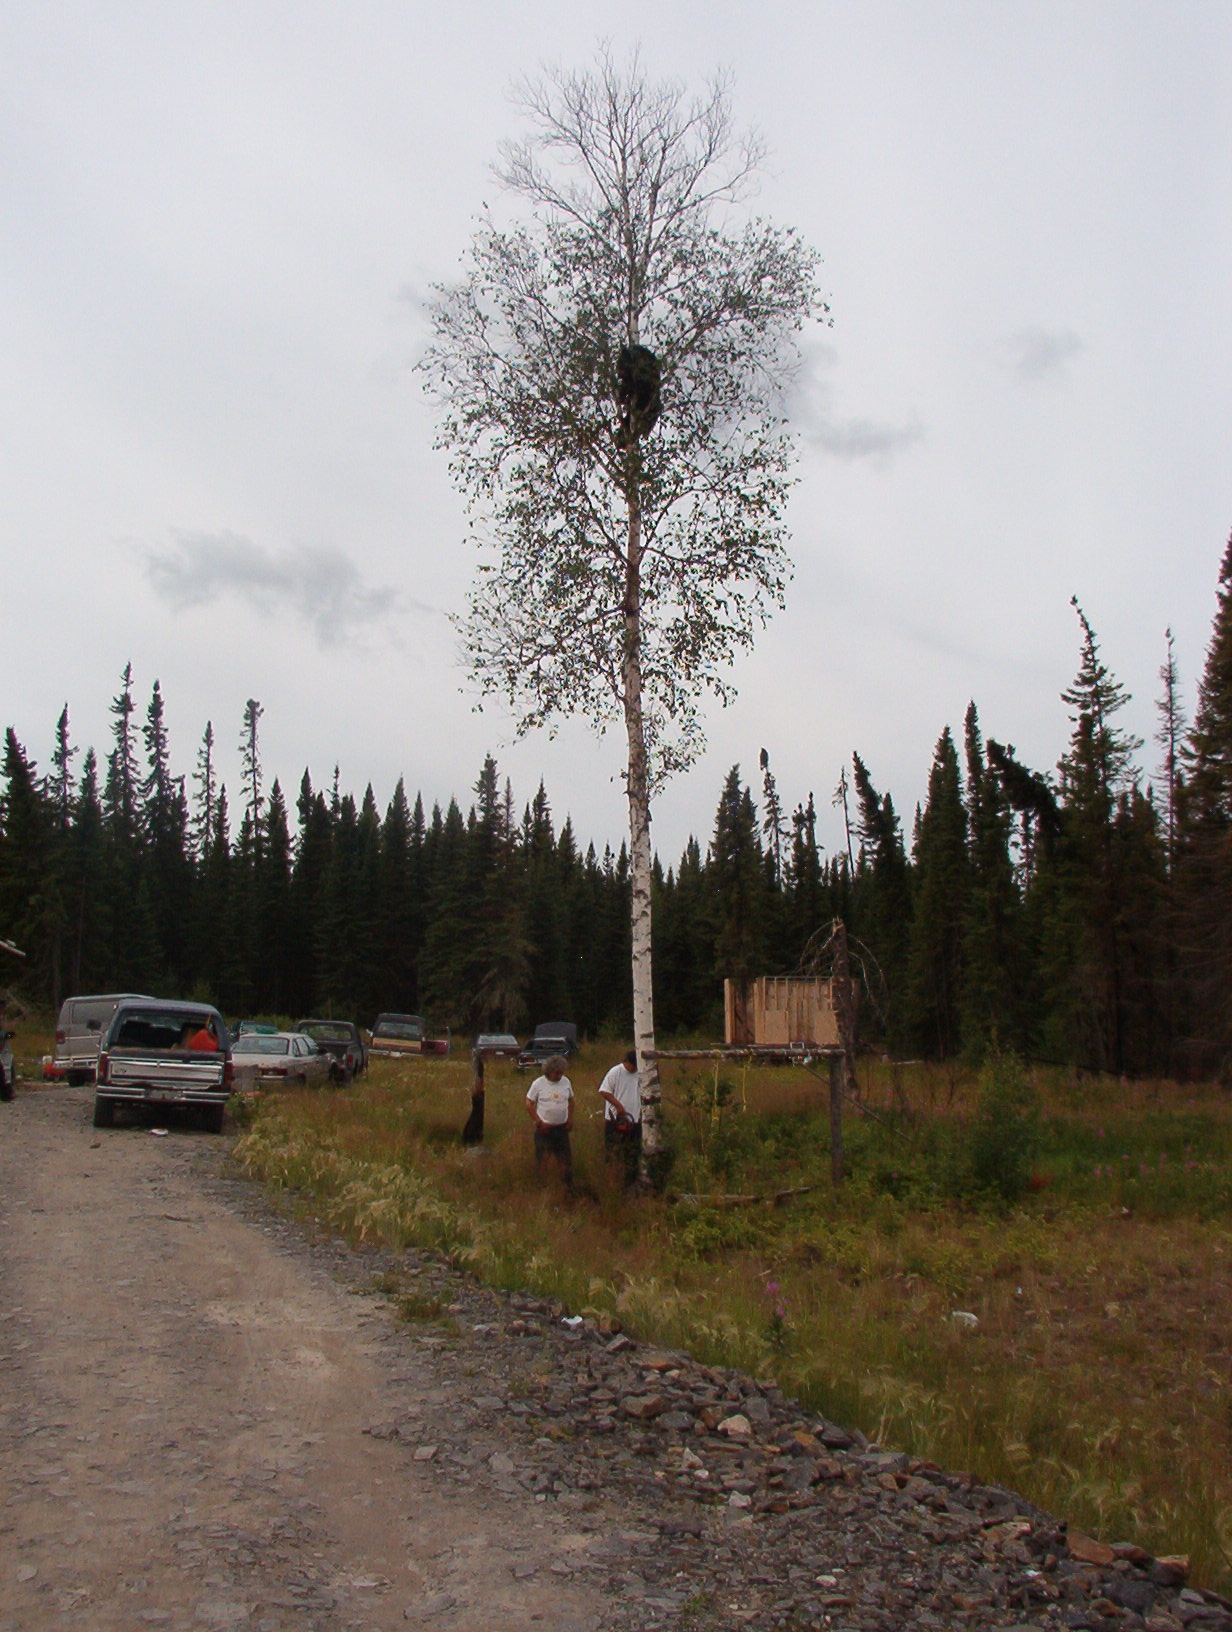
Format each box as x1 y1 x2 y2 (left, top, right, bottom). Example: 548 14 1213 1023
231 1031 332 1092
94 999 232 1132
474 1032 520 1059
516 1021 579 1069
295 1019 368 1082
368 1013 426 1058
54 992 151 1085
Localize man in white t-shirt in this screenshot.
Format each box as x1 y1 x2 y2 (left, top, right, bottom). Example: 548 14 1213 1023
597 1048 641 1185
525 1055 574 1186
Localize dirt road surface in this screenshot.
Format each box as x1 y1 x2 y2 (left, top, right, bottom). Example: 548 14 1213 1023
0 1087 604 1632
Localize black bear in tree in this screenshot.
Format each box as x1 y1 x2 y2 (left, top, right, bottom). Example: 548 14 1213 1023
614 344 662 447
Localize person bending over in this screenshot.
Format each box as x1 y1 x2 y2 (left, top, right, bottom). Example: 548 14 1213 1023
597 1048 642 1186
525 1055 574 1187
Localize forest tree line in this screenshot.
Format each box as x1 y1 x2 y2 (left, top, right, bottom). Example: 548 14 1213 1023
3 537 1230 1079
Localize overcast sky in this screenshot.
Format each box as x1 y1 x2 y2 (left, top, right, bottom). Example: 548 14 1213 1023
3 3 1230 866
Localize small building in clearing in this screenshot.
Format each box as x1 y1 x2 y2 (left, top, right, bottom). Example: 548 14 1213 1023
723 976 843 1049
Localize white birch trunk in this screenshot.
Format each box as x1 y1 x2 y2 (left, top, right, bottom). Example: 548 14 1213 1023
622 480 661 1174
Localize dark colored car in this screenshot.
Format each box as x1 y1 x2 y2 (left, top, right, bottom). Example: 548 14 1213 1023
295 1019 368 1082
516 1021 579 1069
474 1032 520 1059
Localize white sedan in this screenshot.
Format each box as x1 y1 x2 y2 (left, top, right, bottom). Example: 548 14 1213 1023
231 1031 332 1092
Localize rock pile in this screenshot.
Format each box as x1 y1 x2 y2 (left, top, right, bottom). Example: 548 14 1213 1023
340 1242 1232 1632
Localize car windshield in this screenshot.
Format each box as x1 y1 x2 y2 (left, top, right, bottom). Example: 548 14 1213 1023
375 1021 421 1040
304 1024 351 1042
234 1035 290 1056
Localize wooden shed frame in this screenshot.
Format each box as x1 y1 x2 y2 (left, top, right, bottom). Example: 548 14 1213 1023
724 976 844 1049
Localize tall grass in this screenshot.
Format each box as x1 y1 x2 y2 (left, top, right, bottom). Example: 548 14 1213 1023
233 1050 1232 1593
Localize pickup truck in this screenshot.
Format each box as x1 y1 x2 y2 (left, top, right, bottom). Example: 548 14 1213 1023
516 1021 579 1070
367 1013 426 1057
93 999 233 1132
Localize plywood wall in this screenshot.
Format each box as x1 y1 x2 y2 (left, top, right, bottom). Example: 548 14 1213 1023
724 977 842 1047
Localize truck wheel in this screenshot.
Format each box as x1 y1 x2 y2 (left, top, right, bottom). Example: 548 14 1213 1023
67 1070 89 1087
202 1104 225 1134
1 1072 14 1103
92 1096 115 1128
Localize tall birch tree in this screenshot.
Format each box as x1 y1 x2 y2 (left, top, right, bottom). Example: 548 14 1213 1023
422 49 824 1172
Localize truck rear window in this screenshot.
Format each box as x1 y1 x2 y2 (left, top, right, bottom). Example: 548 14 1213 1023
114 1014 211 1049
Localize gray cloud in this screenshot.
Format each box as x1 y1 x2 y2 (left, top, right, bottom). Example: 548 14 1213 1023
1005 327 1085 381
786 342 924 467
807 415 925 462
143 531 421 646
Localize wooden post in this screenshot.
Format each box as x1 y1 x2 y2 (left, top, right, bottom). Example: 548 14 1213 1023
462 1049 485 1145
828 1051 843 1186
832 918 859 1105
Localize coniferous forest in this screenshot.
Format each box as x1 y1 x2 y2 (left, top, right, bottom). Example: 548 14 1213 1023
3 534 1231 1080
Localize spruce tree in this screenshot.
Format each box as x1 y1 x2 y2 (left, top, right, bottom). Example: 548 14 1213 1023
654 836 712 1034
350 787 385 1020
961 704 1025 1057
1176 531 1232 1077
521 782 565 1025
708 767 770 988
0 730 52 1001
102 663 148 986
198 786 232 1006
785 793 826 964
475 776 530 1033
141 680 192 985
68 750 110 994
43 707 77 1005
224 806 259 1016
1154 629 1186 876
289 773 332 1013
850 752 911 1046
1182 533 1232 825
192 723 217 862
256 781 294 1014
317 793 361 1013
378 779 420 1016
106 663 140 841
239 698 264 847
50 706 77 828
905 728 969 1059
418 798 469 1026
1044 601 1147 1072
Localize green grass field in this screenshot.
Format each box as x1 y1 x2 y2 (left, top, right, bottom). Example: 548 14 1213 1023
15 1018 1228 1591
227 1045 1232 1592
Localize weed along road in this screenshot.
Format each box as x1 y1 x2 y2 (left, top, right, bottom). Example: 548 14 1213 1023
0 1086 604 1632
4 1087 1231 1632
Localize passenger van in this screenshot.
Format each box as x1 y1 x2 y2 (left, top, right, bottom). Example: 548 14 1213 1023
54 993 150 1085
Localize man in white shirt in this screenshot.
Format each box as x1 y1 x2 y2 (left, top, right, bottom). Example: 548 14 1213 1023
597 1048 641 1185
525 1055 574 1186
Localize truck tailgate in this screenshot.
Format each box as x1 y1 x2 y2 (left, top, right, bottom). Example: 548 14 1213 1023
103 1052 228 1100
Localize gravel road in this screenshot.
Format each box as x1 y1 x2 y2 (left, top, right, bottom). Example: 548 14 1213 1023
4 1085 1230 1632
0 1086 603 1631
